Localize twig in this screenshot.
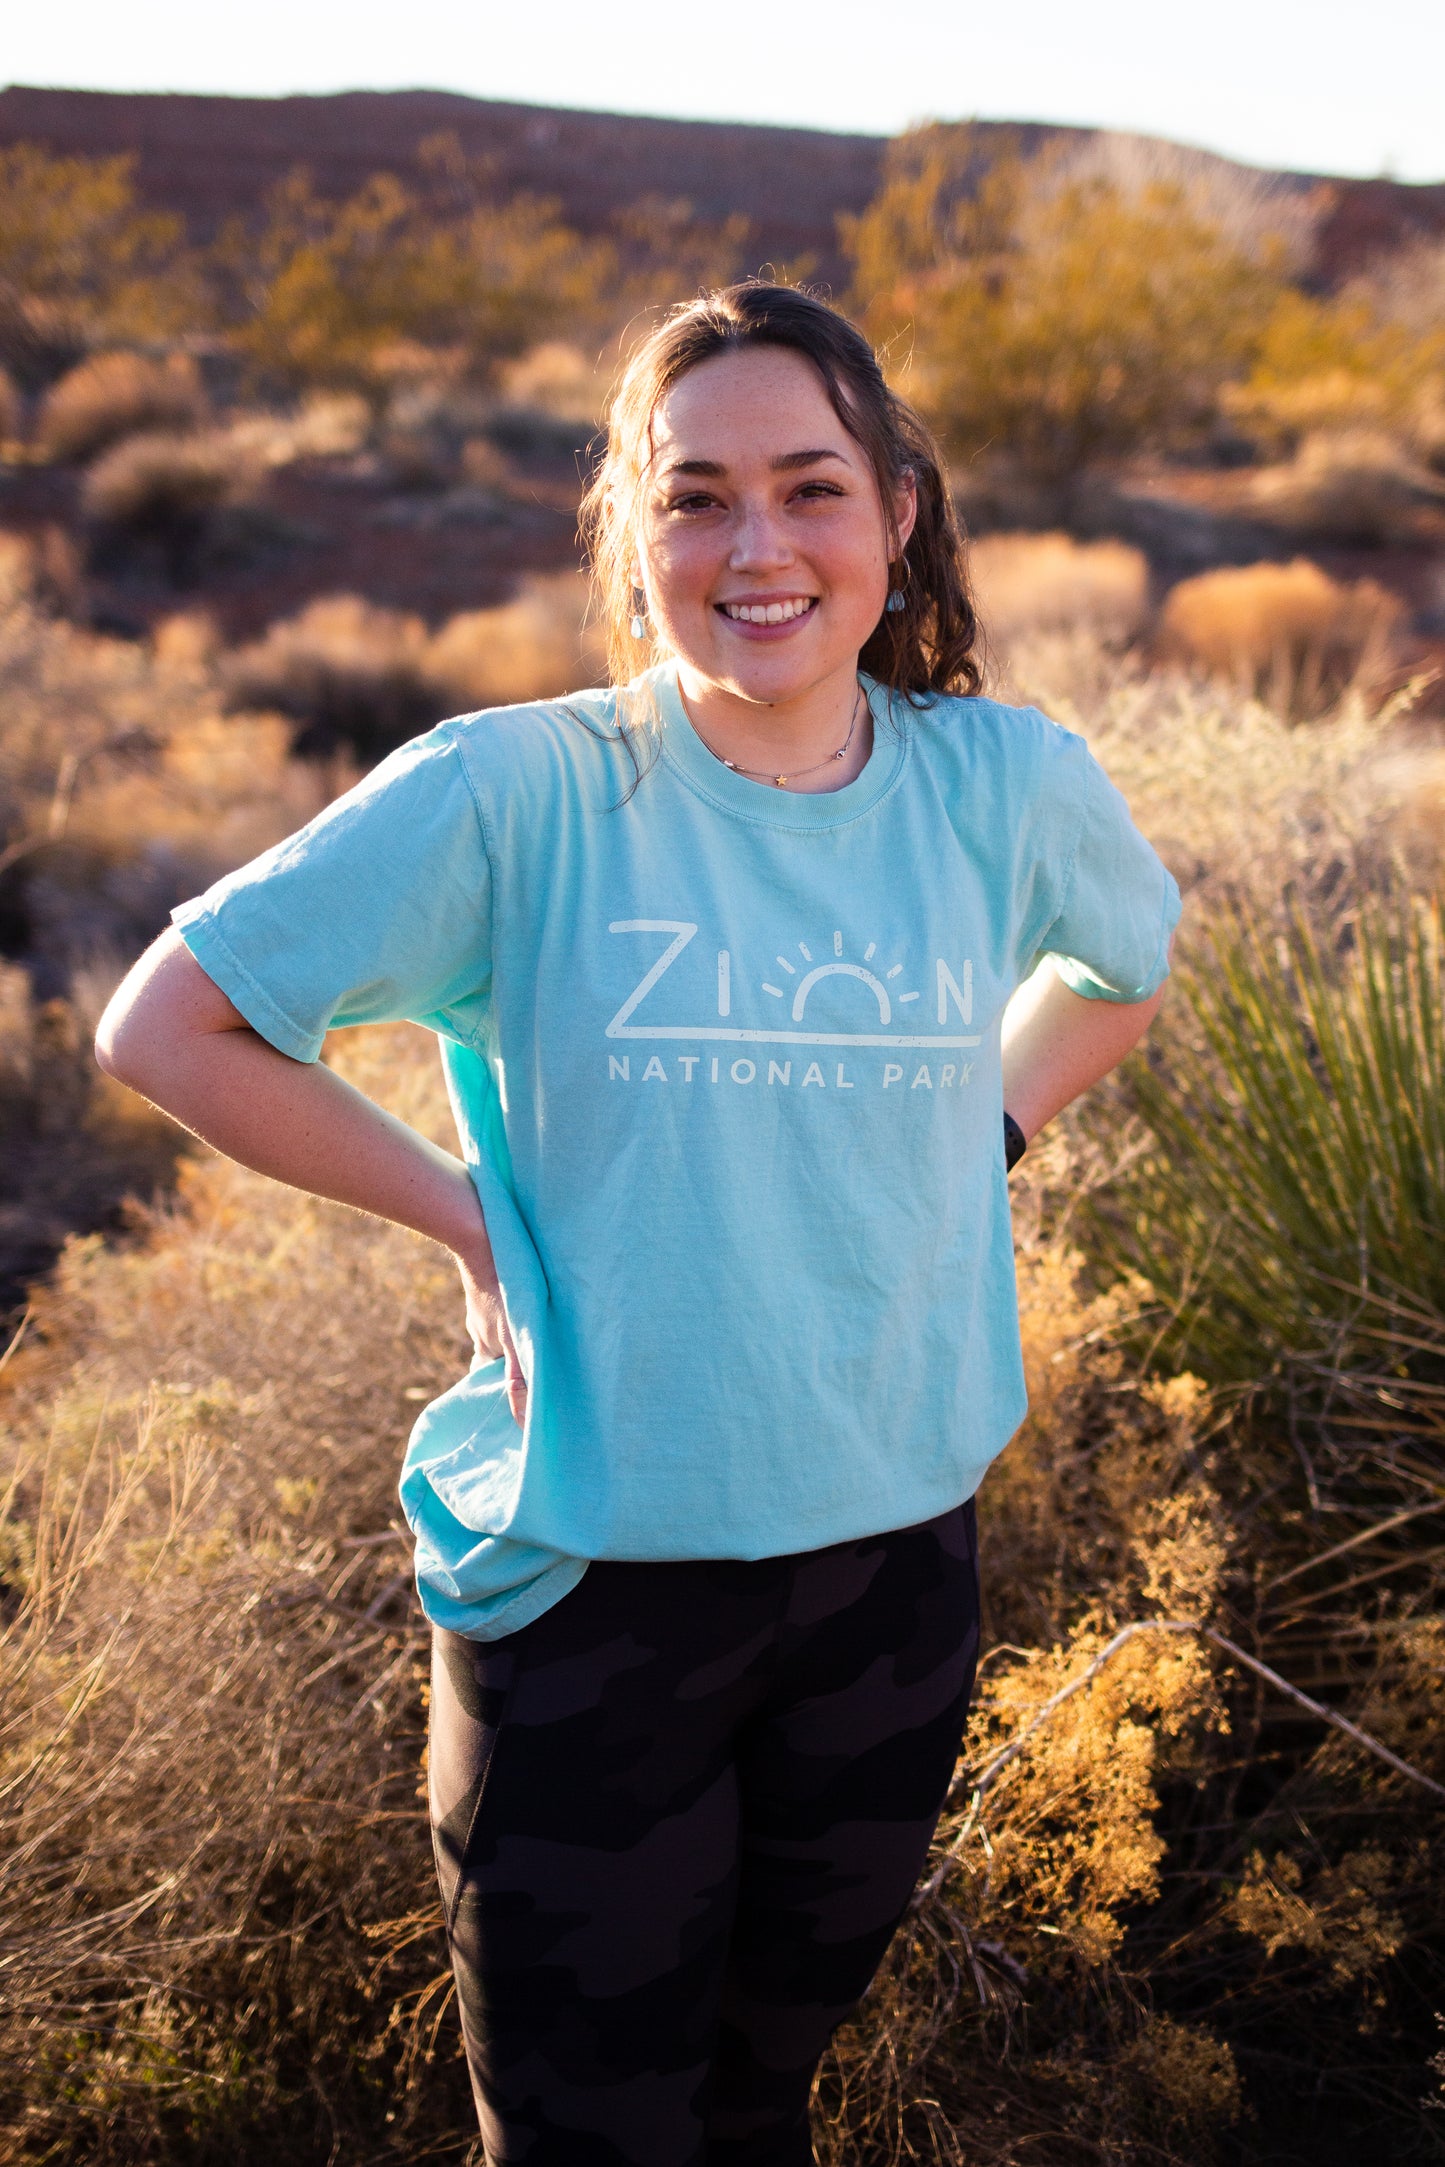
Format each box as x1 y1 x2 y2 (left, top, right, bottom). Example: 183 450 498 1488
0 1307 31 1383
1264 1495 1445 1593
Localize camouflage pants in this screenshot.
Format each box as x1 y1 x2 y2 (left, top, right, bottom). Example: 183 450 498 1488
429 1499 980 2165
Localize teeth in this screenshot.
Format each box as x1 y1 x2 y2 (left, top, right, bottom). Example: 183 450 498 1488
724 598 814 623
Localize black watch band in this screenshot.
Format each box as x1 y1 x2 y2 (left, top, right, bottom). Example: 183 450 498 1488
1003 1112 1027 1173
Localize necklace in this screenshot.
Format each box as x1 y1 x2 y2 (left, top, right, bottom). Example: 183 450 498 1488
696 680 866 790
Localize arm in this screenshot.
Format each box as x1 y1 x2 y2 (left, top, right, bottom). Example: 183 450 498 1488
1001 954 1164 1143
95 928 527 1422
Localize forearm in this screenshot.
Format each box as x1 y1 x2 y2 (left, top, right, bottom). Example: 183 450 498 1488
96 932 490 1265
1001 957 1163 1141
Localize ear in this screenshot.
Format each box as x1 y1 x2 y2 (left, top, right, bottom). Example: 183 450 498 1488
893 467 919 555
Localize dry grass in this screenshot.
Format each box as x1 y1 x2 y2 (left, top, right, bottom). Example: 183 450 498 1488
81 429 258 571
1241 428 1445 545
222 572 604 760
1 583 1442 2158
1154 556 1405 720
426 569 606 710
36 351 208 465
0 366 21 445
0 583 330 1305
970 530 1150 653
4 1080 1437 2162
0 1031 476 2163
993 617 1441 919
496 339 608 425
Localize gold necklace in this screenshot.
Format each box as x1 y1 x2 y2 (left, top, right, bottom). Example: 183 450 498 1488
698 681 866 790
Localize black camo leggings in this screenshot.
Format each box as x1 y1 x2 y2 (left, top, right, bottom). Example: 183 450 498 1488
428 1499 980 2166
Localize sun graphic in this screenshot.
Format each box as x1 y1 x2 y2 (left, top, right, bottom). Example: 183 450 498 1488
760 931 920 1026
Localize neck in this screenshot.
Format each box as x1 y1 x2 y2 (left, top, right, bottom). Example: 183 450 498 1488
674 658 871 793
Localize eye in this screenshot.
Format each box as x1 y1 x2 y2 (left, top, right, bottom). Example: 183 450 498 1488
793 480 847 501
666 490 722 514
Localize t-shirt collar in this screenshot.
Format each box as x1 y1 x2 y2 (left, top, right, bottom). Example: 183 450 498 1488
652 658 909 830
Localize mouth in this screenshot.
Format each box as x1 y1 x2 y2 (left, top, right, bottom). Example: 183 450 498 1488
716 595 819 627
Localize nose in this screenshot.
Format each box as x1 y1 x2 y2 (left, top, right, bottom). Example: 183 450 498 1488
728 497 793 572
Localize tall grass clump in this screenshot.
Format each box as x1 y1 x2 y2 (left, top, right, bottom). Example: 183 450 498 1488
1101 898 1444 1394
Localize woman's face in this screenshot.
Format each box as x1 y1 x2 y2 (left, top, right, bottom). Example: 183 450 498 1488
633 345 916 711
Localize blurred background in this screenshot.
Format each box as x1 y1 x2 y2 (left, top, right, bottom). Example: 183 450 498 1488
2 15 1444 2165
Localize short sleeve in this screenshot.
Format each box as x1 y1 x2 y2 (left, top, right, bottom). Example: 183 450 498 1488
1037 737 1181 1003
171 726 493 1062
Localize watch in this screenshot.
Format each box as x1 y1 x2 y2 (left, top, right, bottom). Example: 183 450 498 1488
1003 1112 1027 1173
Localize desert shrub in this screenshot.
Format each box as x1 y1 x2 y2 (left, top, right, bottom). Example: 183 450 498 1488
36 350 208 464
220 594 439 761
1223 286 1445 458
982 612 1435 933
0 1029 477 2161
0 584 330 1296
226 145 607 399
223 573 604 761
970 531 1149 650
81 428 257 581
0 364 21 443
425 570 606 711
1156 557 1404 719
221 389 371 469
1045 130 1322 274
1240 427 1445 545
849 126 1288 481
0 142 194 356
497 339 607 425
0 961 184 1314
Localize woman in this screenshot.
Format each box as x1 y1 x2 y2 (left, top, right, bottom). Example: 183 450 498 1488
97 282 1179 2164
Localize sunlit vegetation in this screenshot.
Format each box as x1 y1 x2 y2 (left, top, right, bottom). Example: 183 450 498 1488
1 110 1444 2163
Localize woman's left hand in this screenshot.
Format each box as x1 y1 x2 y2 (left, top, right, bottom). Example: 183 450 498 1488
455 1240 528 1427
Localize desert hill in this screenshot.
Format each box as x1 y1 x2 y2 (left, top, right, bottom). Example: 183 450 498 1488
3 83 1443 291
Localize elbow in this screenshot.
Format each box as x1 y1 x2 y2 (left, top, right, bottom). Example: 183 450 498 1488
94 991 146 1089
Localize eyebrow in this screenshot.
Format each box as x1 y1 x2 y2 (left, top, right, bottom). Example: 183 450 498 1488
661 448 849 479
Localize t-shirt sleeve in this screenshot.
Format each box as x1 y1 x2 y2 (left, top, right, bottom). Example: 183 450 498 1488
1035 733 1181 1004
170 728 493 1062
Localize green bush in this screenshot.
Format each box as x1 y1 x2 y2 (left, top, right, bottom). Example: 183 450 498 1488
848 128 1287 481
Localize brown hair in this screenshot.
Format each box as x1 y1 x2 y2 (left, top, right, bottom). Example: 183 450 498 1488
579 281 982 713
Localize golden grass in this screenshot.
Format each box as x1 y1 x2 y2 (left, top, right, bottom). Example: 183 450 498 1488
994 617 1440 916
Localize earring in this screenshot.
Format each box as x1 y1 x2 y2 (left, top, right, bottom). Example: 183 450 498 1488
885 588 906 613
885 559 911 613
629 588 649 641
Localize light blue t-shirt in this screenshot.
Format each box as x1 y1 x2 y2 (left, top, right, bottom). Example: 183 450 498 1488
174 662 1179 1637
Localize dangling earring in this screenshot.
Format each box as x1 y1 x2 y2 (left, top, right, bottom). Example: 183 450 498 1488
886 559 911 614
629 587 649 641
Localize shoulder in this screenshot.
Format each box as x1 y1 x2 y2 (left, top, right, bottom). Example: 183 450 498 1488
434 684 625 772
887 686 1088 809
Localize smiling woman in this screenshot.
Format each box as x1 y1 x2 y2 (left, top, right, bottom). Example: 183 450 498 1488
581 281 981 790
94 282 1179 2162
